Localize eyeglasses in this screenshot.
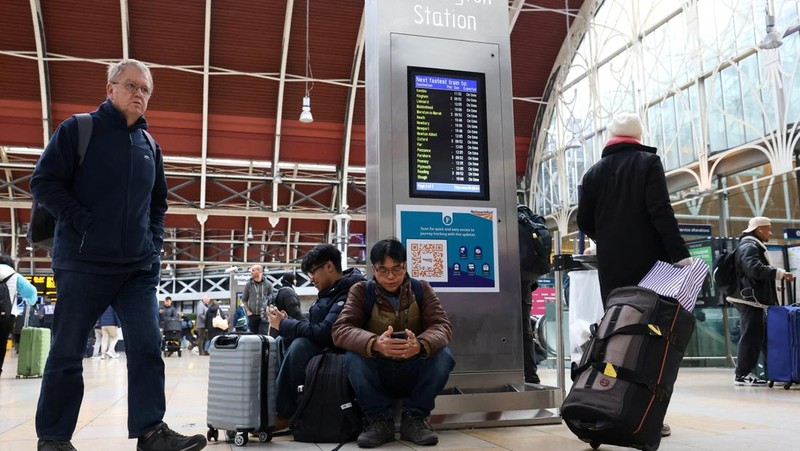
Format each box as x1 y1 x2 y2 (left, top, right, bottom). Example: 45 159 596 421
373 264 406 277
306 263 327 277
112 81 152 97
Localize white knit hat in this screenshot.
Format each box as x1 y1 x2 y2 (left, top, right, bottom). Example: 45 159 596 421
607 112 644 140
743 216 771 233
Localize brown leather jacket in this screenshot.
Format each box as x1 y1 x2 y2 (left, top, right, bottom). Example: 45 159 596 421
332 277 452 358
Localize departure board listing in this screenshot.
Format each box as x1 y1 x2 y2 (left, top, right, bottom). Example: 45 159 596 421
408 67 489 200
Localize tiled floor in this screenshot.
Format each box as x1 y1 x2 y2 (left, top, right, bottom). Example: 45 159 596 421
2 350 800 450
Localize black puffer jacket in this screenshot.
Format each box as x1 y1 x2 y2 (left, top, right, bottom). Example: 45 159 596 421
277 268 365 348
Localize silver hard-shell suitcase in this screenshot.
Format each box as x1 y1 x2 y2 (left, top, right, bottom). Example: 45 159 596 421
206 333 277 446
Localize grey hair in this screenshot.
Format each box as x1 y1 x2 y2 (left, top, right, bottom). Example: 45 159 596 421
107 59 153 90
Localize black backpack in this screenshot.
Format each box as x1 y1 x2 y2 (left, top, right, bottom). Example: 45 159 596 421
713 249 738 297
289 352 362 446
518 204 552 278
0 273 15 318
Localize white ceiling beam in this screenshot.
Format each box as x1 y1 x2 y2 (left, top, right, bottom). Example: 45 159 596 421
273 0 296 212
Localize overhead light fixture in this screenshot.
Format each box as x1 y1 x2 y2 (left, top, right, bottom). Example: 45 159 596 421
299 96 313 123
299 0 314 123
760 10 783 50
165 263 173 272
247 226 254 240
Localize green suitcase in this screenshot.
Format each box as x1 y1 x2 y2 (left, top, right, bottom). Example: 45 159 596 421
17 326 50 378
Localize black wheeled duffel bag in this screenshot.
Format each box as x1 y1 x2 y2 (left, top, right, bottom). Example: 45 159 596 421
561 286 695 451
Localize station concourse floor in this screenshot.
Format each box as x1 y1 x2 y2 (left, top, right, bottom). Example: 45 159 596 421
2 350 800 451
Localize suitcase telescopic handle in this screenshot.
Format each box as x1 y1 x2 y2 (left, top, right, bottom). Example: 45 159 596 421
213 334 240 348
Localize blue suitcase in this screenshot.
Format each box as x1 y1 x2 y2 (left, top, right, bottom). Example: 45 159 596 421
766 281 799 389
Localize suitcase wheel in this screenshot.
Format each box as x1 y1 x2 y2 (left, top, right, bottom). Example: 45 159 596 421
258 431 271 442
225 430 236 442
206 427 218 442
784 382 792 390
590 441 600 450
769 381 775 388
234 432 248 446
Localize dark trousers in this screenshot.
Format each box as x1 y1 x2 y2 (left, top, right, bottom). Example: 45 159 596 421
196 328 208 354
0 315 14 374
735 303 765 377
247 315 264 336
521 279 538 378
275 337 324 417
36 265 165 440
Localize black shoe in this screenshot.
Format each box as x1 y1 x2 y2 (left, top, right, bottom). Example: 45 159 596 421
525 373 541 384
136 422 207 451
661 423 671 437
399 410 438 446
734 374 768 386
357 416 395 448
37 440 77 451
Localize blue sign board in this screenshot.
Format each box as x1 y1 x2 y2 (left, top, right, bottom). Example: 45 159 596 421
678 224 712 236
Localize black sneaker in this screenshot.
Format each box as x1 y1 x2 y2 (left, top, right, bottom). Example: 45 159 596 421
524 373 541 384
357 416 395 448
136 423 207 451
399 410 438 446
734 374 768 386
37 440 77 451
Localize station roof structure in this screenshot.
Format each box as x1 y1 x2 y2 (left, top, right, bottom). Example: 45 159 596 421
0 0 583 271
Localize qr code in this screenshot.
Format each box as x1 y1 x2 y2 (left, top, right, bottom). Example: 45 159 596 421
407 239 448 282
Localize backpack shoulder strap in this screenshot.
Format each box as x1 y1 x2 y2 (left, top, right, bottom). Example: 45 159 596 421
409 278 423 309
364 278 423 317
142 129 157 155
1 273 14 284
364 280 376 317
74 113 93 165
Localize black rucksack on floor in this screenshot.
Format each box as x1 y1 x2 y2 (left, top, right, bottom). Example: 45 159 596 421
290 352 362 444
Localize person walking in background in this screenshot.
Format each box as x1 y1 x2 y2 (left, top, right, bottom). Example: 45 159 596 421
333 239 454 448
30 59 206 451
242 264 272 334
98 306 121 359
0 253 38 377
160 296 178 327
195 295 210 355
267 244 364 426
727 216 796 386
576 112 691 438
203 298 227 351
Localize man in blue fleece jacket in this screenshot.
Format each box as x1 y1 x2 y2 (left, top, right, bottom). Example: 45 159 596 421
31 59 206 451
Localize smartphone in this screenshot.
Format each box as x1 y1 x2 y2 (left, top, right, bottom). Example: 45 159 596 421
391 331 408 339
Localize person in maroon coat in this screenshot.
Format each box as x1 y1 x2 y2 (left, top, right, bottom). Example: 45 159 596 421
577 112 691 306
577 112 690 439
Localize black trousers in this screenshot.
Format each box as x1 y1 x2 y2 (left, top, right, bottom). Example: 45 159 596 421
520 279 538 378
735 303 765 378
0 315 14 374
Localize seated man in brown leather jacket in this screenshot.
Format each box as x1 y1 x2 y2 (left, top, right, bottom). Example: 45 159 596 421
332 238 454 448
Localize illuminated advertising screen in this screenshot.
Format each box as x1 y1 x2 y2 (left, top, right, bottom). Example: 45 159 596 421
408 67 489 200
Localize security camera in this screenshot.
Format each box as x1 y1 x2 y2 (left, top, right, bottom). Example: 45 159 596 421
224 266 239 274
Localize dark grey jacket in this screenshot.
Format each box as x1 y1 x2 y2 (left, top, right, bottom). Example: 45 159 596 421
734 235 781 305
577 141 689 302
242 278 272 316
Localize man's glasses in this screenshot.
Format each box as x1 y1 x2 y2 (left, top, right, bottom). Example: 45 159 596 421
306 263 327 277
373 264 406 277
112 81 152 97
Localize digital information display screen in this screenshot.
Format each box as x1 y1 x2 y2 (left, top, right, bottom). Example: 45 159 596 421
408 67 489 200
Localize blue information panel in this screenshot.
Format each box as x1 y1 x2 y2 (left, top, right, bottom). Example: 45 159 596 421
397 205 498 292
407 67 489 200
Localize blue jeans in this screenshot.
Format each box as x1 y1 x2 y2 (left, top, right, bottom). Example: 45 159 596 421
345 346 455 419
275 336 323 417
36 265 165 440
